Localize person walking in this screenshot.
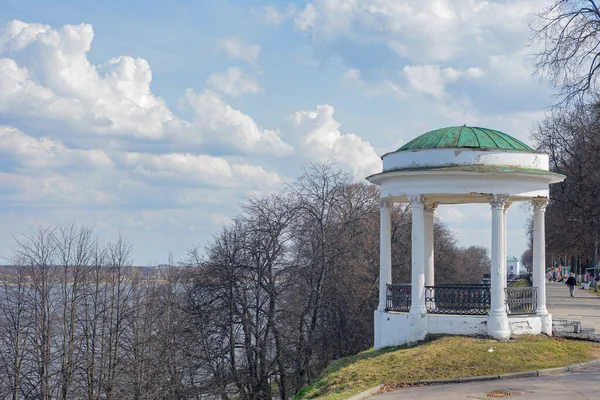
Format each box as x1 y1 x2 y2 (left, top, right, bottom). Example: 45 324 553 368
565 273 577 297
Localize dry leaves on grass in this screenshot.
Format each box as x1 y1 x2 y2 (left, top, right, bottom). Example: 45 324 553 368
378 382 424 393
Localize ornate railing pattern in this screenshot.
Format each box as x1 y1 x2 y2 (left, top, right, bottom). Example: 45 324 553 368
385 284 538 316
425 284 491 315
505 287 537 315
386 284 411 312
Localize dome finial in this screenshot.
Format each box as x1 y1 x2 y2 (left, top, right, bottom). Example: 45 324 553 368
463 123 467 127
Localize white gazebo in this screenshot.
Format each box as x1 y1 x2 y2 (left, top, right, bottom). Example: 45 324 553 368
366 126 565 349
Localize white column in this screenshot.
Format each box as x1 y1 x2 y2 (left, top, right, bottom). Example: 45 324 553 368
378 199 393 311
503 202 511 278
410 196 426 315
424 202 437 288
488 194 511 340
532 198 551 334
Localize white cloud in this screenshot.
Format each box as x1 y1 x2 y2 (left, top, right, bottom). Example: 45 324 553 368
438 207 466 223
488 49 533 82
217 36 261 64
183 89 293 156
0 126 113 170
402 64 484 99
342 68 361 82
0 20 49 52
206 67 261 97
2 172 119 206
0 21 176 138
478 110 546 147
123 152 283 188
466 67 485 79
287 104 381 177
295 3 318 32
295 0 551 63
342 68 404 97
0 20 294 158
0 125 284 210
260 4 296 26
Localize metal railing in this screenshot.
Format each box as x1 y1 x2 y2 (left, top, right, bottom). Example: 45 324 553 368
386 284 411 312
505 286 537 315
425 284 491 315
385 284 538 316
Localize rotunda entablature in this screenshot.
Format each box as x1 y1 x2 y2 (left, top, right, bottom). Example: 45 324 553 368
366 125 566 205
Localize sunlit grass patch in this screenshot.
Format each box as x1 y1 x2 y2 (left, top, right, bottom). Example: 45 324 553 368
295 335 600 400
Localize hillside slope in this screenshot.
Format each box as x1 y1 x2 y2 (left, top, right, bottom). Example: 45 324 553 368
296 335 600 399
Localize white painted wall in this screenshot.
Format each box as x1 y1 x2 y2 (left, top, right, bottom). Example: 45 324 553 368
374 310 411 349
382 148 549 172
374 311 545 349
427 315 487 335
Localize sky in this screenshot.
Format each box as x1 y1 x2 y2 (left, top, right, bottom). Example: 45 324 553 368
0 0 557 265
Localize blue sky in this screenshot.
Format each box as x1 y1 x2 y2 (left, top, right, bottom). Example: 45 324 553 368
0 0 556 264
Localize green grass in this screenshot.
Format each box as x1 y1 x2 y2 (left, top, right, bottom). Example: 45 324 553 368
295 335 600 400
512 279 530 287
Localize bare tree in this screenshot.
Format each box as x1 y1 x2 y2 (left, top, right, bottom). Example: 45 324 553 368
286 163 351 390
532 103 600 265
79 239 108 400
161 261 187 398
99 234 134 399
14 225 59 400
54 224 96 400
0 265 33 400
239 194 297 399
533 0 600 105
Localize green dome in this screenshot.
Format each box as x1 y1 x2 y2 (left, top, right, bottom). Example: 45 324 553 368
397 126 534 152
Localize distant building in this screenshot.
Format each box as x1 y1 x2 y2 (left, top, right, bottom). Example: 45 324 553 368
507 256 523 278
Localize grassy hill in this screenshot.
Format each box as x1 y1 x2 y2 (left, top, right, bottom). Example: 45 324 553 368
295 335 600 399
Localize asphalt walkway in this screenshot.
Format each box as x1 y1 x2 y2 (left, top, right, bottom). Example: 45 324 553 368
546 281 600 332
373 366 600 399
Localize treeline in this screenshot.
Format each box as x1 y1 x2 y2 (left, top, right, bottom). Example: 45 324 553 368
524 1 600 269
526 103 600 271
0 163 489 399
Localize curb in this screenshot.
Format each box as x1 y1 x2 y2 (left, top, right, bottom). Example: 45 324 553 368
346 359 600 399
345 384 383 400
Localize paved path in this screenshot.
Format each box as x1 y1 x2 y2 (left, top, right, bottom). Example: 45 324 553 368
373 366 600 399
546 281 600 332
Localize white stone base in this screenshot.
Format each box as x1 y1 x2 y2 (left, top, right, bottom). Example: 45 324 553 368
508 315 542 335
374 310 428 349
428 314 487 335
488 311 511 340
539 313 552 336
374 311 547 349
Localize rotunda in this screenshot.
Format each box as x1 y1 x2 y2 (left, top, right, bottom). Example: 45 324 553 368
366 125 565 349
